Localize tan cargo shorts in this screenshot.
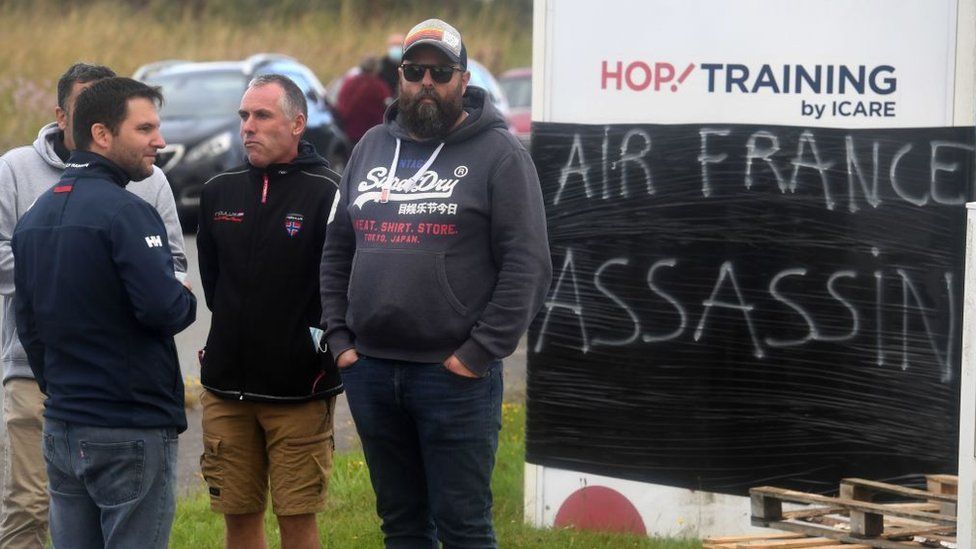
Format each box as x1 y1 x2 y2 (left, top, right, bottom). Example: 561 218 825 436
200 390 335 516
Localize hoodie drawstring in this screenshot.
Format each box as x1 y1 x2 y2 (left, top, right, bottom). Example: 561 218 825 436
380 139 445 203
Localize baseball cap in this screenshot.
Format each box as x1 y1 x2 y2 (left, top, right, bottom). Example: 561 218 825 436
402 18 468 70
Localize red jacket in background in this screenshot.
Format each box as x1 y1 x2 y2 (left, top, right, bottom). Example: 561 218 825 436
336 73 392 144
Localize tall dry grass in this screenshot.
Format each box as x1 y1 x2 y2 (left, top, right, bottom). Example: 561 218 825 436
0 0 532 151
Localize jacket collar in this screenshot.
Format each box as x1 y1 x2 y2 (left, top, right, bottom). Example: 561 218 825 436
247 140 329 177
64 151 130 188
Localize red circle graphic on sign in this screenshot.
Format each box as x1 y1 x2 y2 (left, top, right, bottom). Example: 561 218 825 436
553 485 646 535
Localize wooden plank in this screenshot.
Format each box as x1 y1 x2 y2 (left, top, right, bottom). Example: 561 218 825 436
704 532 807 547
840 478 957 503
750 487 956 526
755 519 944 549
705 533 807 543
782 507 842 520
731 538 842 548
881 524 956 540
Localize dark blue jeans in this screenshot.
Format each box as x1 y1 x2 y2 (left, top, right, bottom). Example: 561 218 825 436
42 419 179 549
341 356 503 549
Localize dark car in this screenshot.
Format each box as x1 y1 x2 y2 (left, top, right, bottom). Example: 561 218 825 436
134 53 350 230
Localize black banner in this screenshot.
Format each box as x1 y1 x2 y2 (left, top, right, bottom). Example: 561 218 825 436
526 122 975 495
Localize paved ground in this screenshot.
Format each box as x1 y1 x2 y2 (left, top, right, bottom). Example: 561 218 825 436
1 234 527 497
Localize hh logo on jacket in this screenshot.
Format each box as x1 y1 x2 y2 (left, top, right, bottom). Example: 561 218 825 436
145 235 163 248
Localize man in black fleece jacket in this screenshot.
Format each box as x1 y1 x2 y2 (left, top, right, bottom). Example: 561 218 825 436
197 74 341 549
320 19 552 549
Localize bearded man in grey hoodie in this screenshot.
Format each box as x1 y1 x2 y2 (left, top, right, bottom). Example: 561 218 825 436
0 63 186 549
321 19 551 549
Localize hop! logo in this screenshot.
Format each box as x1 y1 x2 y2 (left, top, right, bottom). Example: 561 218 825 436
601 61 696 92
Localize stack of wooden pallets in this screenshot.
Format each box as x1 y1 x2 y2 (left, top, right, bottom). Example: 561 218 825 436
704 475 957 548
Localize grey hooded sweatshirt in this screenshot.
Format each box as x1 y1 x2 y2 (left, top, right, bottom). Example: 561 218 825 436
320 87 552 376
0 123 187 383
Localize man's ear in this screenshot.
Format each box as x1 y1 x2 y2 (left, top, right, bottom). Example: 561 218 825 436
55 106 68 131
460 71 471 95
90 123 112 150
292 113 307 137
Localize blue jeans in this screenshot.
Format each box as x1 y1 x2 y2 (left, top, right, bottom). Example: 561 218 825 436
42 419 179 549
342 356 503 549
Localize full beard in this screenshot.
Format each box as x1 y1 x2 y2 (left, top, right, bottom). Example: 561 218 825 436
399 84 464 139
120 154 153 181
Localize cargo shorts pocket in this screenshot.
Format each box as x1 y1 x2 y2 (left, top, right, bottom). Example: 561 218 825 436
200 435 223 499
272 431 334 512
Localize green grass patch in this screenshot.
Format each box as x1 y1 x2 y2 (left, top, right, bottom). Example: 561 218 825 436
170 403 701 547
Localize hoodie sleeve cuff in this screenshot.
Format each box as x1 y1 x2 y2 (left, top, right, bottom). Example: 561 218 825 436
326 329 355 361
455 339 496 378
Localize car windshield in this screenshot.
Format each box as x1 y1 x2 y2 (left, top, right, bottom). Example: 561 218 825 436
145 71 247 118
500 76 531 109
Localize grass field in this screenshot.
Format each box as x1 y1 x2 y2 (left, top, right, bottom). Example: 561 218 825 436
0 1 533 151
170 404 702 548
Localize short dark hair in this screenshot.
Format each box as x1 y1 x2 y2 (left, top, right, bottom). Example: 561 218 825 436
72 77 163 152
248 74 308 119
56 63 116 110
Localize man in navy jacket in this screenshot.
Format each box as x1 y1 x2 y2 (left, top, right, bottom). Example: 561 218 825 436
12 77 195 549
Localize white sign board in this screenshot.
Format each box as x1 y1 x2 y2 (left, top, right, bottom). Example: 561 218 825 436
537 0 959 128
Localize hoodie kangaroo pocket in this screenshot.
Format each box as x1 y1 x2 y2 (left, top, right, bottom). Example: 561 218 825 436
347 248 472 350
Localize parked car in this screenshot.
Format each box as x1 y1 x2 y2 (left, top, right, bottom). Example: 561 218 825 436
134 53 350 230
499 67 531 145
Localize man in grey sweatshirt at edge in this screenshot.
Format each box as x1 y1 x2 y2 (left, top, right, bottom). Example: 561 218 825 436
320 19 552 549
0 63 186 549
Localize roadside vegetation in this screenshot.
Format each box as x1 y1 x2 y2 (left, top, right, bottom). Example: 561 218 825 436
0 0 532 151
171 404 701 548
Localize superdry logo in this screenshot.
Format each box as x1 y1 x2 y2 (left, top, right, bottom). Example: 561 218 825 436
353 167 460 208
145 235 163 248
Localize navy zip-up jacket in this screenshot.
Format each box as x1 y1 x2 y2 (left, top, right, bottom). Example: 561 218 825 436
12 151 196 431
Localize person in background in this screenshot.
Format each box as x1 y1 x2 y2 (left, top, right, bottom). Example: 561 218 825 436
320 19 552 549
0 63 186 549
12 76 196 548
378 32 405 95
336 56 392 145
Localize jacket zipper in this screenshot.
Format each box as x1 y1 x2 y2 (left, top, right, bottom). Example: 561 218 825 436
239 170 271 399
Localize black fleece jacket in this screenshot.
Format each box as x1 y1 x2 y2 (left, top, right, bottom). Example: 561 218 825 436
198 141 342 401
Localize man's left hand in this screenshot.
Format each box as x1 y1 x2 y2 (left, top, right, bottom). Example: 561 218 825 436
444 354 478 378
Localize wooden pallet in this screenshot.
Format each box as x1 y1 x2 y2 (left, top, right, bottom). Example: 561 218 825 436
704 532 872 548
743 475 958 549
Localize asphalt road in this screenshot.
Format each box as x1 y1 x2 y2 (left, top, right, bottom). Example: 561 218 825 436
1 234 528 497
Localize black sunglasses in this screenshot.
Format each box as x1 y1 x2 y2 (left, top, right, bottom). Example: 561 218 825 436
400 63 463 84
